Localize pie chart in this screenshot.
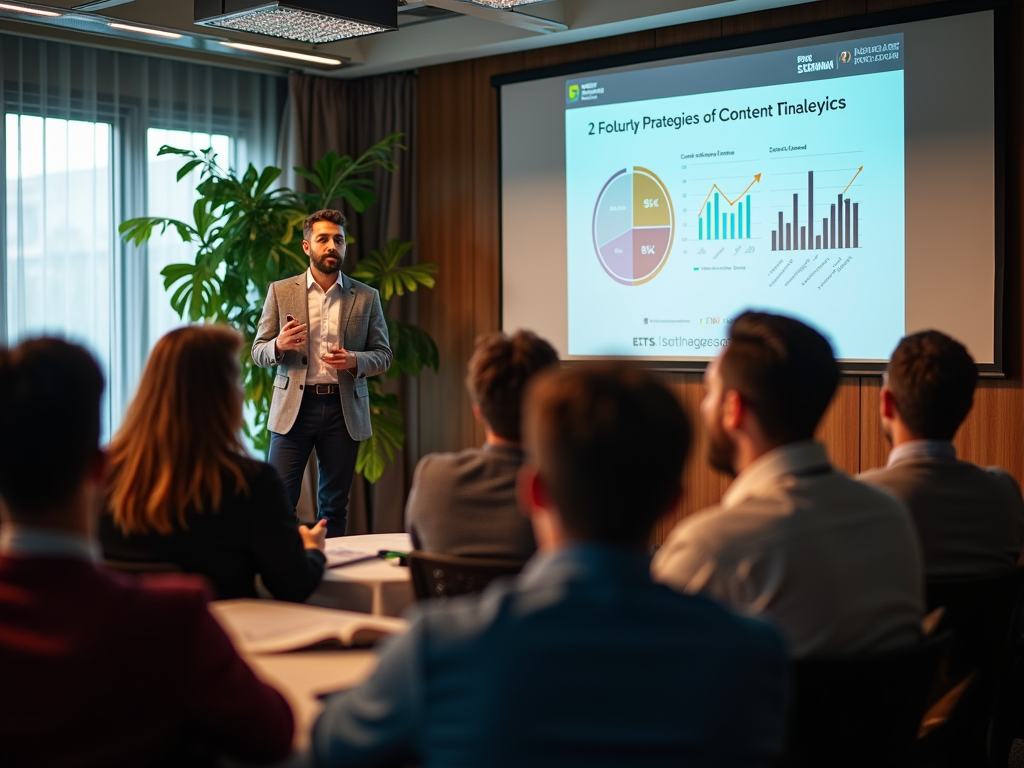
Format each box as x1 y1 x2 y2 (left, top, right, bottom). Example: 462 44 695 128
592 166 675 286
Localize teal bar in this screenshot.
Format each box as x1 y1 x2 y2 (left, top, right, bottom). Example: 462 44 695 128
738 202 744 238
714 193 720 239
699 218 703 240
722 213 727 239
707 206 711 240
746 194 751 238
730 213 735 239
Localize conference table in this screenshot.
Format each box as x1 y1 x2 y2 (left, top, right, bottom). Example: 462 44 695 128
243 649 380 754
306 532 415 617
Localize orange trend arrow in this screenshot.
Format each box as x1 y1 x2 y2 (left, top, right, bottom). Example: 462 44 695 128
699 173 761 216
842 166 864 195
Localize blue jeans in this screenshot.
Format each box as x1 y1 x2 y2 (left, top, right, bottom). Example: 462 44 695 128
268 391 359 538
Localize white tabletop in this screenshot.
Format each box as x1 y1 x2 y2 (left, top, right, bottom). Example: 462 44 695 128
307 533 415 617
245 650 379 752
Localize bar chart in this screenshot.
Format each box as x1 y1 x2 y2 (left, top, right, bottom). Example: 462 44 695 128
697 173 761 241
771 167 862 251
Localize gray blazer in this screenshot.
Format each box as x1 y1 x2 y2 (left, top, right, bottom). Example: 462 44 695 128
859 458 1024 580
405 444 537 561
251 272 392 440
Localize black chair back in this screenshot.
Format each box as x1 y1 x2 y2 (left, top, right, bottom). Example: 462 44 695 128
780 631 952 768
919 567 1024 767
407 551 526 601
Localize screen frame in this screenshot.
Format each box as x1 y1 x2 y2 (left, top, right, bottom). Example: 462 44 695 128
493 0 1008 377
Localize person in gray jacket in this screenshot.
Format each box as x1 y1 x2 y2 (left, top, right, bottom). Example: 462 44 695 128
406 330 558 560
859 330 1024 580
252 209 392 537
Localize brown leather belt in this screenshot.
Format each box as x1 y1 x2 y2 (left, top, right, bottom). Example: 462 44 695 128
309 383 339 395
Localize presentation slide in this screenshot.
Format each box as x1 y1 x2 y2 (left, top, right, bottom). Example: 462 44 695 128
565 34 905 360
500 10 998 370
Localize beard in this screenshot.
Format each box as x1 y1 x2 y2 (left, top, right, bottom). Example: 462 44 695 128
311 250 342 275
706 417 738 477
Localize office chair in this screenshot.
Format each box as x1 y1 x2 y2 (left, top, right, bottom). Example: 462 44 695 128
407 551 526 601
779 630 952 768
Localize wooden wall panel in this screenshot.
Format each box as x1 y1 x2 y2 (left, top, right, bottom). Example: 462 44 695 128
416 0 1024 542
416 61 479 456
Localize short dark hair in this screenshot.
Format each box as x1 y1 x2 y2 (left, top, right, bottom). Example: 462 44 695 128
523 365 690 547
466 331 558 441
719 311 839 444
0 338 104 515
886 330 977 440
303 209 347 241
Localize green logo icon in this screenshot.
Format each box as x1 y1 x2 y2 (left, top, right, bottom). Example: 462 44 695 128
568 84 580 101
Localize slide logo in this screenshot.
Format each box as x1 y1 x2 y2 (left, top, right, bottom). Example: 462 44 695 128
567 83 580 102
591 167 675 286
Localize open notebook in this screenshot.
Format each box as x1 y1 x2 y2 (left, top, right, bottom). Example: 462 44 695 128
210 599 409 654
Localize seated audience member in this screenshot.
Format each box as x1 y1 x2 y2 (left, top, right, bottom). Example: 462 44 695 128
405 330 558 560
652 311 924 658
0 339 293 767
101 325 326 601
858 330 1024 580
313 366 788 768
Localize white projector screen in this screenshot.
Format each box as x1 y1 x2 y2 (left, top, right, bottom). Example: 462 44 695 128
498 6 1004 373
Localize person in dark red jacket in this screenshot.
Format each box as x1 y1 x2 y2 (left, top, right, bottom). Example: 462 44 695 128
0 338 294 768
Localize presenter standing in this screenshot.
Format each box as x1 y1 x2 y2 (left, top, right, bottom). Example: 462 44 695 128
252 210 392 537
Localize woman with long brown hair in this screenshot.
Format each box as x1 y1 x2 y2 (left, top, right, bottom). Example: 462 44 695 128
100 325 326 601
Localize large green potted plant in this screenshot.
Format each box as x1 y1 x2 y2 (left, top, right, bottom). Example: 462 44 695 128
119 135 437 482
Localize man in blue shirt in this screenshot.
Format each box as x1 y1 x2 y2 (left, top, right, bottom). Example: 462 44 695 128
313 365 789 768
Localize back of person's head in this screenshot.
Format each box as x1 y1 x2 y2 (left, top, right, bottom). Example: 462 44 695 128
522 365 690 547
719 311 839 444
466 330 559 442
108 325 248 535
886 330 977 440
0 339 103 519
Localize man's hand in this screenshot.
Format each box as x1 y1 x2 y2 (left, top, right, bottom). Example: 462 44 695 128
274 318 308 357
298 519 327 552
322 346 358 371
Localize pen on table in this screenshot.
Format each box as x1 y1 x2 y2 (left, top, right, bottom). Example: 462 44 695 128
378 550 410 560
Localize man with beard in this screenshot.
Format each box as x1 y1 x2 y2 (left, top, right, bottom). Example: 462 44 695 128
652 311 923 658
253 210 392 537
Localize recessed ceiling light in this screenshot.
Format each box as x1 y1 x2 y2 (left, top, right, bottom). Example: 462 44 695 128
196 1 397 44
219 41 342 67
108 23 183 39
0 2 61 17
455 0 549 7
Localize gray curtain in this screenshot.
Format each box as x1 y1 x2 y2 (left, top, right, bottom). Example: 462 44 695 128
277 71 417 534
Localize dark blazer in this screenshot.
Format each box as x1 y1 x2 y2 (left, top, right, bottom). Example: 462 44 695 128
0 556 293 767
406 444 536 560
100 457 325 601
313 545 789 768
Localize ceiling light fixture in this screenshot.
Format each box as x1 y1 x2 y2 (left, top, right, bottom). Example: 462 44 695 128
455 0 550 8
196 1 397 43
219 41 342 66
0 2 61 17
108 22 183 39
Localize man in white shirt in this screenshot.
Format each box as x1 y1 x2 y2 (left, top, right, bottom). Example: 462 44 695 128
652 311 924 658
252 210 392 537
858 330 1024 580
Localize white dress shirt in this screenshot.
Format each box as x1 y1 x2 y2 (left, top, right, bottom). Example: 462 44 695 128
652 441 924 658
306 268 343 385
886 439 957 467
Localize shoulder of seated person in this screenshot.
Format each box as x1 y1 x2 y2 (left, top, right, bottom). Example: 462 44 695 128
416 447 488 472
107 572 214 619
